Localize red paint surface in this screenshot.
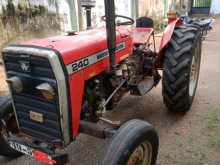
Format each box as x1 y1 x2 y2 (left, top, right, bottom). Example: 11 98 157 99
156 18 182 68
21 26 160 137
23 27 132 65
132 28 154 44
159 18 180 51
33 150 56 164
22 27 134 136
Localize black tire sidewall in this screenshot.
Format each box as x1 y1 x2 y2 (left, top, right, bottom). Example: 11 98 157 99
188 32 202 106
0 96 22 158
102 120 159 165
0 136 22 158
162 26 202 112
116 129 158 165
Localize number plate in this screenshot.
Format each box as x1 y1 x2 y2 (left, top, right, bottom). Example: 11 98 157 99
9 141 33 156
30 111 43 123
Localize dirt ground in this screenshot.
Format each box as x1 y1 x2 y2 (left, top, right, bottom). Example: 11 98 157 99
0 16 220 165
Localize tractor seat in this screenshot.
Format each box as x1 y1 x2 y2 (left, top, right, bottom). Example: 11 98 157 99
136 17 154 28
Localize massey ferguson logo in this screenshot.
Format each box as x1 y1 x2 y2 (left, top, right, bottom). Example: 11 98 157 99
19 61 31 72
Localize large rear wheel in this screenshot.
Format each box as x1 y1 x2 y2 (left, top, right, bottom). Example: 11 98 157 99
162 26 202 112
101 119 159 165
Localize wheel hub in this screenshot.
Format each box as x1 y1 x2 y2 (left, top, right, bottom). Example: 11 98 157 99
189 42 200 97
127 141 152 165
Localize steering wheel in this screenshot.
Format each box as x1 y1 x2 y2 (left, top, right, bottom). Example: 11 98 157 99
101 15 135 26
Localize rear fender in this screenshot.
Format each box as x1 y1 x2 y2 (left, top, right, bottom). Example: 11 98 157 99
159 18 181 51
156 18 182 68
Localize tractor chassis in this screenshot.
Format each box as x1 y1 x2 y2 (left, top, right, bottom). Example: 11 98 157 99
4 117 118 165
6 135 68 165
5 119 118 165
0 0 213 164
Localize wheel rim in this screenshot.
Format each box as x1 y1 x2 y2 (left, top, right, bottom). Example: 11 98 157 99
189 42 200 97
127 141 153 165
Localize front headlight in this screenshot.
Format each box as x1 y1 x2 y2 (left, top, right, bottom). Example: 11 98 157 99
6 76 23 93
36 83 56 101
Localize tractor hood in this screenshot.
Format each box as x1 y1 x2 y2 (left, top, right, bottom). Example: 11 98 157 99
22 27 132 65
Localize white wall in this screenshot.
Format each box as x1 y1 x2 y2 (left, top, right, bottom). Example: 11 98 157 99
210 0 220 15
87 0 132 29
0 0 58 13
0 0 73 31
58 0 73 31
0 0 132 31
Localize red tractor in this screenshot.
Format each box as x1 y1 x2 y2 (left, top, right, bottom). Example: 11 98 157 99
0 1 205 165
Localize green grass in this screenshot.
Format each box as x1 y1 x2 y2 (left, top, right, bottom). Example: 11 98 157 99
186 160 198 165
204 108 220 130
203 108 220 150
207 137 220 149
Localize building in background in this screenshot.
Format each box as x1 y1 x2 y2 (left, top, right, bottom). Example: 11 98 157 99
0 0 192 34
0 0 63 50
2 0 216 50
210 0 220 15
190 0 212 15
82 0 135 29
138 0 191 29
79 0 189 30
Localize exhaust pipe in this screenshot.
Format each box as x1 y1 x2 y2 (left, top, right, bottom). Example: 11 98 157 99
104 0 116 71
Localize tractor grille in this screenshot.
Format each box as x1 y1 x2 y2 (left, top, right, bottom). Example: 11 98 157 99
3 53 63 143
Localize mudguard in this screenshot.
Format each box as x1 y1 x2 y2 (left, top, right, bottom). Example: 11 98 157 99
156 18 181 68
159 18 181 51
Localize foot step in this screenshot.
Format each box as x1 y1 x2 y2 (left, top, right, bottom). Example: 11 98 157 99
130 77 154 96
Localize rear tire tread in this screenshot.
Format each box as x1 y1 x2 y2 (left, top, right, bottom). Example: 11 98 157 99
162 26 202 112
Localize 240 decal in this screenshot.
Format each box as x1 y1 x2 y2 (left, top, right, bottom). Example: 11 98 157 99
72 59 89 72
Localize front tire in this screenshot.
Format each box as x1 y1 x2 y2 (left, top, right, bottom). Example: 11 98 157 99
162 26 202 112
0 96 22 158
0 137 22 158
102 120 159 165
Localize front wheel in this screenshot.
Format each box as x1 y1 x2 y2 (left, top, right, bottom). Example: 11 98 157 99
0 96 22 158
101 120 159 165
